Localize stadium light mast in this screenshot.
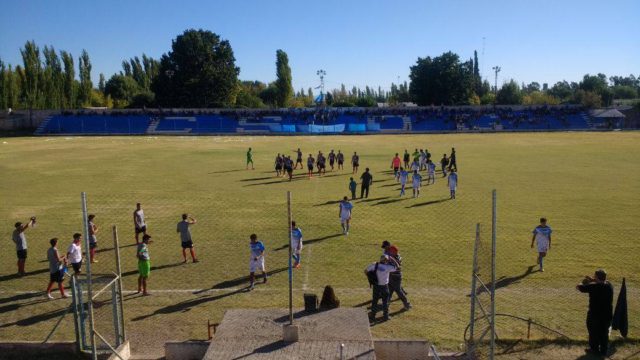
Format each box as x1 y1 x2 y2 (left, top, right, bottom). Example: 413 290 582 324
492 66 501 95
316 69 326 105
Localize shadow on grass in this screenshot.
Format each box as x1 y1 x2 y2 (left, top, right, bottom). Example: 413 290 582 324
369 307 409 327
358 196 389 203
96 243 137 254
0 268 49 282
200 267 289 290
0 306 69 328
121 261 185 277
273 234 343 251
405 197 450 208
232 340 292 359
208 169 245 174
380 183 400 188
313 200 342 207
372 197 409 206
0 291 45 305
473 265 536 295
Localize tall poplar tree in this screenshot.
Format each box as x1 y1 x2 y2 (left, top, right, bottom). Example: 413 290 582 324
274 49 293 108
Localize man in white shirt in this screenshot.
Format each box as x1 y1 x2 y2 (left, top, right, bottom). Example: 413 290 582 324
364 255 398 322
339 196 353 235
448 169 458 199
531 217 552 272
133 203 147 244
67 233 83 275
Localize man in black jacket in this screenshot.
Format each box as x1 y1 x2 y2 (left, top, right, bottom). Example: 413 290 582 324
360 168 373 199
576 269 614 356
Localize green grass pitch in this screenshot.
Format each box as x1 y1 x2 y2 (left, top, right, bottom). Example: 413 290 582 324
1 132 639 353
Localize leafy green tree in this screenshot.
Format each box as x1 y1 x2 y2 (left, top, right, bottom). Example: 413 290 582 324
522 91 560 105
611 85 638 99
78 49 93 106
496 79 523 104
98 73 105 94
0 58 6 109
274 50 293 107
153 29 240 108
548 81 573 101
574 89 601 108
42 46 64 109
104 74 142 108
20 41 42 109
258 84 278 107
409 51 474 105
60 51 76 108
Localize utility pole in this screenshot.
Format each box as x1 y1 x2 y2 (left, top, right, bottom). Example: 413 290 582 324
492 66 501 95
316 70 326 105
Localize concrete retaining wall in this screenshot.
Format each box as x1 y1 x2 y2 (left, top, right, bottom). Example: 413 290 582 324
0 341 79 358
107 340 131 360
165 341 210 360
374 339 430 360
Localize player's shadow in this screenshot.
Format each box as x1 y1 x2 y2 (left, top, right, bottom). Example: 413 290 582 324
474 265 536 295
0 306 69 328
380 183 400 188
358 196 389 203
405 198 450 208
209 169 244 174
202 267 289 290
243 177 307 186
96 243 137 254
120 262 185 277
313 200 342 207
273 234 342 251
0 291 44 305
0 268 49 282
372 198 409 206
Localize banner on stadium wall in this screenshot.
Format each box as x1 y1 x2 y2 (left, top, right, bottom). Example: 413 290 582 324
297 124 345 133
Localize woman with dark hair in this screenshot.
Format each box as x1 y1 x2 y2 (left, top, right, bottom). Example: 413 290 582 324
319 285 340 310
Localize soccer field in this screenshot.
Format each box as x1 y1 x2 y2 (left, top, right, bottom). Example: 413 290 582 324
1 132 639 353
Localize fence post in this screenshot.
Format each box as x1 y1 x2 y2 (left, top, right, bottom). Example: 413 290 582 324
490 190 497 360
81 192 97 360
287 191 293 325
468 223 480 348
113 225 126 344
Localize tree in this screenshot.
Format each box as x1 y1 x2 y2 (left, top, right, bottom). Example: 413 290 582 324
0 58 6 109
580 73 613 106
152 29 240 108
611 85 637 99
274 49 293 108
473 50 484 96
522 91 560 105
104 74 143 108
548 81 573 101
98 73 105 94
78 49 93 106
409 51 474 105
60 51 76 108
258 84 278 107
496 79 522 104
20 41 42 109
524 82 541 94
574 89 602 108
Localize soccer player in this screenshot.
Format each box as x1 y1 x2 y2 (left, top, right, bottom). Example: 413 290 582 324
88 214 98 263
291 221 303 269
339 196 353 235
360 168 373 198
412 170 422 198
133 203 147 244
427 160 436 185
317 151 326 176
410 158 420 173
295 148 303 169
449 147 457 171
246 147 254 170
12 217 35 275
284 156 294 181
307 154 315 178
46 238 68 299
67 233 83 276
391 153 401 180
274 153 283 177
137 234 151 296
440 154 449 177
419 149 427 171
448 169 458 199
249 234 267 290
177 214 199 263
349 177 357 200
337 150 345 170
351 152 360 174
531 218 552 272
403 149 410 168
328 150 336 171
412 148 420 164
398 167 409 196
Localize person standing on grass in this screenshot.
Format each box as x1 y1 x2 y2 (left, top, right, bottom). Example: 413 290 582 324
412 170 422 198
133 203 147 244
448 169 458 199
291 221 303 269
410 158 420 173
381 241 411 311
249 234 267 290
274 153 283 177
576 269 614 357
337 150 345 170
67 233 83 276
246 147 254 170
137 234 152 296
328 150 336 171
307 154 315 178
440 154 449 177
403 149 410 169
449 147 457 171
427 160 436 185
349 177 358 200
88 215 98 263
339 196 353 235
530 217 551 272
177 214 199 263
412 148 420 164
12 217 35 275
317 151 326 176
46 238 68 299
295 148 303 169
360 168 373 199
364 255 399 322
398 167 409 196
391 153 401 181
284 156 294 181
419 149 427 171
351 152 360 174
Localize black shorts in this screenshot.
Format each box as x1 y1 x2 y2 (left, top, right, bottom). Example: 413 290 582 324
135 226 147 234
307 165 313 171
296 158 303 163
90 242 98 249
394 167 399 172
338 160 344 165
318 163 325 169
285 167 293 174
50 270 64 283
181 241 194 249
275 165 282 171
16 249 27 259
353 162 359 167
71 261 82 273
329 159 335 165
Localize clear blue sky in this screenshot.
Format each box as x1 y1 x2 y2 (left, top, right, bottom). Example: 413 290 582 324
1 0 638 92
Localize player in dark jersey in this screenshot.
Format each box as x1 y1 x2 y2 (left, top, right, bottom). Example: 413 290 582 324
403 149 410 168
295 148 303 169
317 151 326 176
337 150 345 170
284 156 294 181
307 154 315 178
328 150 336 171
351 152 360 174
274 154 283 177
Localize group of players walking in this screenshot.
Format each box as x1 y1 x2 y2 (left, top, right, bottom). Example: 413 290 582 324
271 148 364 180
391 147 459 199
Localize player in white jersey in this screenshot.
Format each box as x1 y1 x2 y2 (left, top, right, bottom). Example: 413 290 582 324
530 218 552 272
410 159 420 173
290 221 303 268
448 170 458 199
133 203 147 244
412 170 422 198
338 196 353 235
427 160 436 184
249 234 267 290
419 150 427 171
398 167 409 196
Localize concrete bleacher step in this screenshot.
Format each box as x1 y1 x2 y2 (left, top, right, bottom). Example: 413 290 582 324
34 116 53 135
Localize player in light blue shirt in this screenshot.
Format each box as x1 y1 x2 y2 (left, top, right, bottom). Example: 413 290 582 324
530 218 552 272
427 160 436 184
398 167 409 196
339 196 353 235
412 170 422 198
249 234 267 290
291 221 303 268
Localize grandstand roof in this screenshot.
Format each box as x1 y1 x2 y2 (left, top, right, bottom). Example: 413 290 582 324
590 108 626 118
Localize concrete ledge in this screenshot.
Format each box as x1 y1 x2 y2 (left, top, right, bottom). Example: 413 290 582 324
165 341 210 360
373 339 430 360
108 340 131 360
0 342 78 357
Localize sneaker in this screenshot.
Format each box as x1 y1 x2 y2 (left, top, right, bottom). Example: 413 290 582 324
91 260 98 263
193 259 199 263
47 293 54 300
404 304 413 310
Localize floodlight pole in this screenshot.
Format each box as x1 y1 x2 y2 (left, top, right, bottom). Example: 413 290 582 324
287 191 293 325
492 66 501 95
317 70 326 106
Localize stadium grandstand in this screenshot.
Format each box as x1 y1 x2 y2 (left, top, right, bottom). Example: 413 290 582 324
32 105 621 136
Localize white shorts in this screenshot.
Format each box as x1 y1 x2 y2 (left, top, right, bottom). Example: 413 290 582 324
340 215 351 223
413 182 420 188
250 257 265 272
537 241 549 253
449 183 457 191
